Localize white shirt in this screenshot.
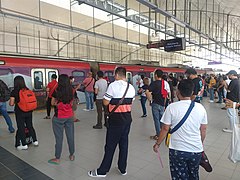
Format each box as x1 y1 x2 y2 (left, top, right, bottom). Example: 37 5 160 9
164 80 171 93
104 80 135 101
161 100 208 152
94 79 108 99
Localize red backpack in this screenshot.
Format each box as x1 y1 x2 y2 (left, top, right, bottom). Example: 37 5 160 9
18 89 37 112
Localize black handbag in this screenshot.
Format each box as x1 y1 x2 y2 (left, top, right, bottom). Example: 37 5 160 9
200 151 212 172
78 78 93 92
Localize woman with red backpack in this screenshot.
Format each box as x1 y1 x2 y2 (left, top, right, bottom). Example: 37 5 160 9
48 74 75 165
9 76 38 150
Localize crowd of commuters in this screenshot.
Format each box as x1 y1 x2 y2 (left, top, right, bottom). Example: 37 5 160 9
2 66 240 179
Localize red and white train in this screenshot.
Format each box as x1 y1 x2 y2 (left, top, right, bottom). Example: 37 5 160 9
0 54 207 110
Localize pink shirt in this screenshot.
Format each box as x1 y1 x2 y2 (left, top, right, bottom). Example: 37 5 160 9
83 77 95 92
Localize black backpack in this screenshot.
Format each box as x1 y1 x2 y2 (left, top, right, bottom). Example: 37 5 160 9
0 80 11 102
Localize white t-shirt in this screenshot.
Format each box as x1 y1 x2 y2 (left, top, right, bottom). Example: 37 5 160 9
164 80 171 93
161 100 207 152
94 79 108 99
104 80 135 101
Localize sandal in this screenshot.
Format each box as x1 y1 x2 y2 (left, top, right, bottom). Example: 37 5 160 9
69 155 75 161
43 116 51 119
150 135 158 140
48 158 60 165
88 169 106 177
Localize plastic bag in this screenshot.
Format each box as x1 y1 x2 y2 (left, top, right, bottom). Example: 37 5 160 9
229 102 240 163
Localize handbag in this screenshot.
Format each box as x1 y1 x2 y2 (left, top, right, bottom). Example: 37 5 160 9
78 78 93 92
165 101 195 147
200 151 212 172
105 83 130 128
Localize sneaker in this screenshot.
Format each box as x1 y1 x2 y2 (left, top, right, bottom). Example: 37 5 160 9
48 158 60 165
93 125 102 129
209 100 214 103
141 114 147 118
88 170 106 177
90 108 94 111
222 128 232 133
74 119 80 122
118 169 127 176
9 128 15 133
221 107 227 110
17 145 28 150
83 109 90 111
43 116 51 119
33 141 39 146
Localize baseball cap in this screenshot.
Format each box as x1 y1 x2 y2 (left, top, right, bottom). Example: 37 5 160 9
226 70 237 75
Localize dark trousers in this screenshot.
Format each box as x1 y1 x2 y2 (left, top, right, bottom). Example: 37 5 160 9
169 149 201 180
46 97 52 116
52 116 75 159
15 111 37 147
97 119 132 175
96 99 107 126
140 96 147 115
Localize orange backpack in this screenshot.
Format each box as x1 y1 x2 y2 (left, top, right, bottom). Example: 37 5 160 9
18 89 37 112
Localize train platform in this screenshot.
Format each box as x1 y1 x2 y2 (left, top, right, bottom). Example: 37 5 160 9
0 97 239 180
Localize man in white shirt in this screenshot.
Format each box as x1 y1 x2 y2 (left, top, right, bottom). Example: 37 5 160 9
88 67 135 178
153 79 208 180
93 71 108 129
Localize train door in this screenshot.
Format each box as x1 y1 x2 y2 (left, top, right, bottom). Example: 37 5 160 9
46 69 59 85
31 68 58 109
126 72 133 84
0 68 14 112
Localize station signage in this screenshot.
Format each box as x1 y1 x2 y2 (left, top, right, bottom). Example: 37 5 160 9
164 38 186 52
146 38 186 52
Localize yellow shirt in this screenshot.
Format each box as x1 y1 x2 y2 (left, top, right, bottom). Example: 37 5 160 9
209 78 216 88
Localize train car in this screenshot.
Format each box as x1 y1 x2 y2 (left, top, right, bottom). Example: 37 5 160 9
0 54 198 111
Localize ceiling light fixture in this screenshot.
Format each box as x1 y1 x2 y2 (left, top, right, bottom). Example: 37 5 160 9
168 17 186 28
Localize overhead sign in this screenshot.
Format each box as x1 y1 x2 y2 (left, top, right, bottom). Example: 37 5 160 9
146 40 165 49
164 38 186 52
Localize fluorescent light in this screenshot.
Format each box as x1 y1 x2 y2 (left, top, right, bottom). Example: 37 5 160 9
168 17 186 28
127 43 140 47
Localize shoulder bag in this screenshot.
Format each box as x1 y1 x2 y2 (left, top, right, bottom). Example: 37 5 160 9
165 101 195 147
105 82 130 127
79 78 93 92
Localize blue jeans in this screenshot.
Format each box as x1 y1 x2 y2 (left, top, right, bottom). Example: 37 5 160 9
169 149 201 180
140 96 147 116
85 91 94 110
0 102 15 132
217 90 223 103
151 103 165 136
209 88 214 101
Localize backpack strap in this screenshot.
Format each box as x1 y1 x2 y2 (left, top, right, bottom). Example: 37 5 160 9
108 82 130 117
170 101 195 134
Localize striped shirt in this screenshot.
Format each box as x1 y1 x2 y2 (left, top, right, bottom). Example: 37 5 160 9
104 80 135 125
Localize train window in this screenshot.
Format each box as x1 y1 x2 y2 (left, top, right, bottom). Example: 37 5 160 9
33 71 43 90
150 72 155 82
126 72 133 84
0 60 5 65
104 71 114 83
48 71 56 83
72 71 85 82
0 68 12 76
